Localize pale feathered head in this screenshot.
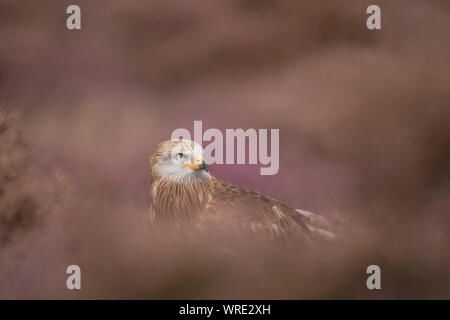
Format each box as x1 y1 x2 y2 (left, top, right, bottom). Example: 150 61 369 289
150 139 209 184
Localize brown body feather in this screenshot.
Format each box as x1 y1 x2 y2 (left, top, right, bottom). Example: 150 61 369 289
149 140 334 243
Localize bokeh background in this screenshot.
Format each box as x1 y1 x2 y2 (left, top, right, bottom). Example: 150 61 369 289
0 0 449 299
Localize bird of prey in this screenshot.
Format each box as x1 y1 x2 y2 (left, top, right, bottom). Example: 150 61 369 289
149 139 335 244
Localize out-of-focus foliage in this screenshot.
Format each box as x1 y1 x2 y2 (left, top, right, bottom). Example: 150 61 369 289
0 108 38 244
0 0 449 299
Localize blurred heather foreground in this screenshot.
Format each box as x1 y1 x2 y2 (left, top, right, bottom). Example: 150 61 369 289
0 0 450 299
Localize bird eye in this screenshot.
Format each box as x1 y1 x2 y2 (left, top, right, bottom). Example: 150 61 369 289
177 153 184 160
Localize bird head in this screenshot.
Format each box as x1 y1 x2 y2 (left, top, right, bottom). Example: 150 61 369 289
150 139 209 184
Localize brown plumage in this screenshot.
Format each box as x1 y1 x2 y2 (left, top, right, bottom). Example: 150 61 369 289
149 139 335 244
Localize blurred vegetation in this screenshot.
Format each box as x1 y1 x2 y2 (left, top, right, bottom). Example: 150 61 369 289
0 0 449 299
0 108 38 244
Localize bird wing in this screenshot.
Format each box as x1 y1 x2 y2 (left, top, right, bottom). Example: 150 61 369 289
293 209 336 241
205 179 334 243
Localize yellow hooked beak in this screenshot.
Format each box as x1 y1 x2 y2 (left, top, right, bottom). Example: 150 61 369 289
183 155 209 172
